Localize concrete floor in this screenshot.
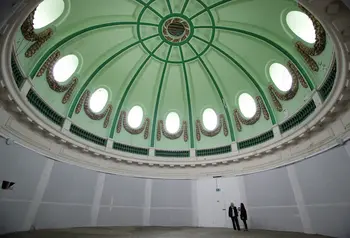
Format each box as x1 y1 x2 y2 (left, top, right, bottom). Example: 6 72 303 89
0 227 332 238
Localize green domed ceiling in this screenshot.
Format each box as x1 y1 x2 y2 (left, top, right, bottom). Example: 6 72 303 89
13 0 335 157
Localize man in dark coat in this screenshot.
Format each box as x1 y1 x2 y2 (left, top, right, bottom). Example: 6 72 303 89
228 202 240 230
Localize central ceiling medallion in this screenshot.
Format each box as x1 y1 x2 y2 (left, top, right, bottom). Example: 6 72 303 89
160 15 193 45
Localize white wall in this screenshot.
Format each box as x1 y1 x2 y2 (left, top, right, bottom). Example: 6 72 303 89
1 137 350 237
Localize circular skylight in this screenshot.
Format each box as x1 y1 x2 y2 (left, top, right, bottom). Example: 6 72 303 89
33 0 65 29
269 63 293 92
239 93 257 119
89 88 108 113
286 11 316 44
53 55 79 83
203 108 218 131
165 112 180 134
127 106 143 129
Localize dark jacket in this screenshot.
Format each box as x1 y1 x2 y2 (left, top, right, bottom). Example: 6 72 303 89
240 207 247 220
228 206 238 217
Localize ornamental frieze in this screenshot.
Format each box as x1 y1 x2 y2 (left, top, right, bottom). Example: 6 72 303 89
37 51 77 104
196 114 228 141
234 96 270 132
21 8 53 58
268 61 308 112
157 120 188 142
116 111 150 139
295 4 326 72
75 90 112 128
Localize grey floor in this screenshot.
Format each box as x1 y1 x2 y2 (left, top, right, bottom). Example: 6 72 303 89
0 227 332 238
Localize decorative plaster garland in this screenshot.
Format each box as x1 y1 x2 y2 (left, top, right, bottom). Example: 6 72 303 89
295 4 327 72
268 61 308 111
196 114 228 141
234 96 270 132
75 90 113 128
36 51 78 104
116 111 150 139
20 8 53 58
157 120 188 141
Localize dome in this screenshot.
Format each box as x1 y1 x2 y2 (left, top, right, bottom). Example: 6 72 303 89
1 0 349 179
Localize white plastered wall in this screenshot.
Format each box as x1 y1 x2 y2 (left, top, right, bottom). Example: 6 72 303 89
1 137 350 236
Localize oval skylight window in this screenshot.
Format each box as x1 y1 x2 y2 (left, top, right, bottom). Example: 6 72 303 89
286 11 316 44
53 55 79 83
89 88 108 113
269 63 293 92
165 112 180 134
203 108 218 131
239 93 257 119
33 0 65 29
127 106 143 129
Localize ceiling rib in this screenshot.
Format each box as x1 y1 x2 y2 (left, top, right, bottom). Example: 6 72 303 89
150 46 173 147
67 34 160 118
133 0 163 19
193 35 277 125
181 0 190 14
195 25 315 90
190 0 232 20
109 41 164 138
29 21 158 78
179 46 195 148
188 42 235 142
166 0 173 14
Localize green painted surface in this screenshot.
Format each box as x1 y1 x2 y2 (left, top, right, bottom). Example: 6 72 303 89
14 0 335 151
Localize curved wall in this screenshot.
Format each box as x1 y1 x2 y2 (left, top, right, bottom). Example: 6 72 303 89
1 137 350 237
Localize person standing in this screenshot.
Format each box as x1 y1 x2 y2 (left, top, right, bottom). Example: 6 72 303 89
228 202 240 231
240 203 248 231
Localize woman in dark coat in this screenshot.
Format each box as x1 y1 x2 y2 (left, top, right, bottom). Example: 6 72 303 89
240 203 248 231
